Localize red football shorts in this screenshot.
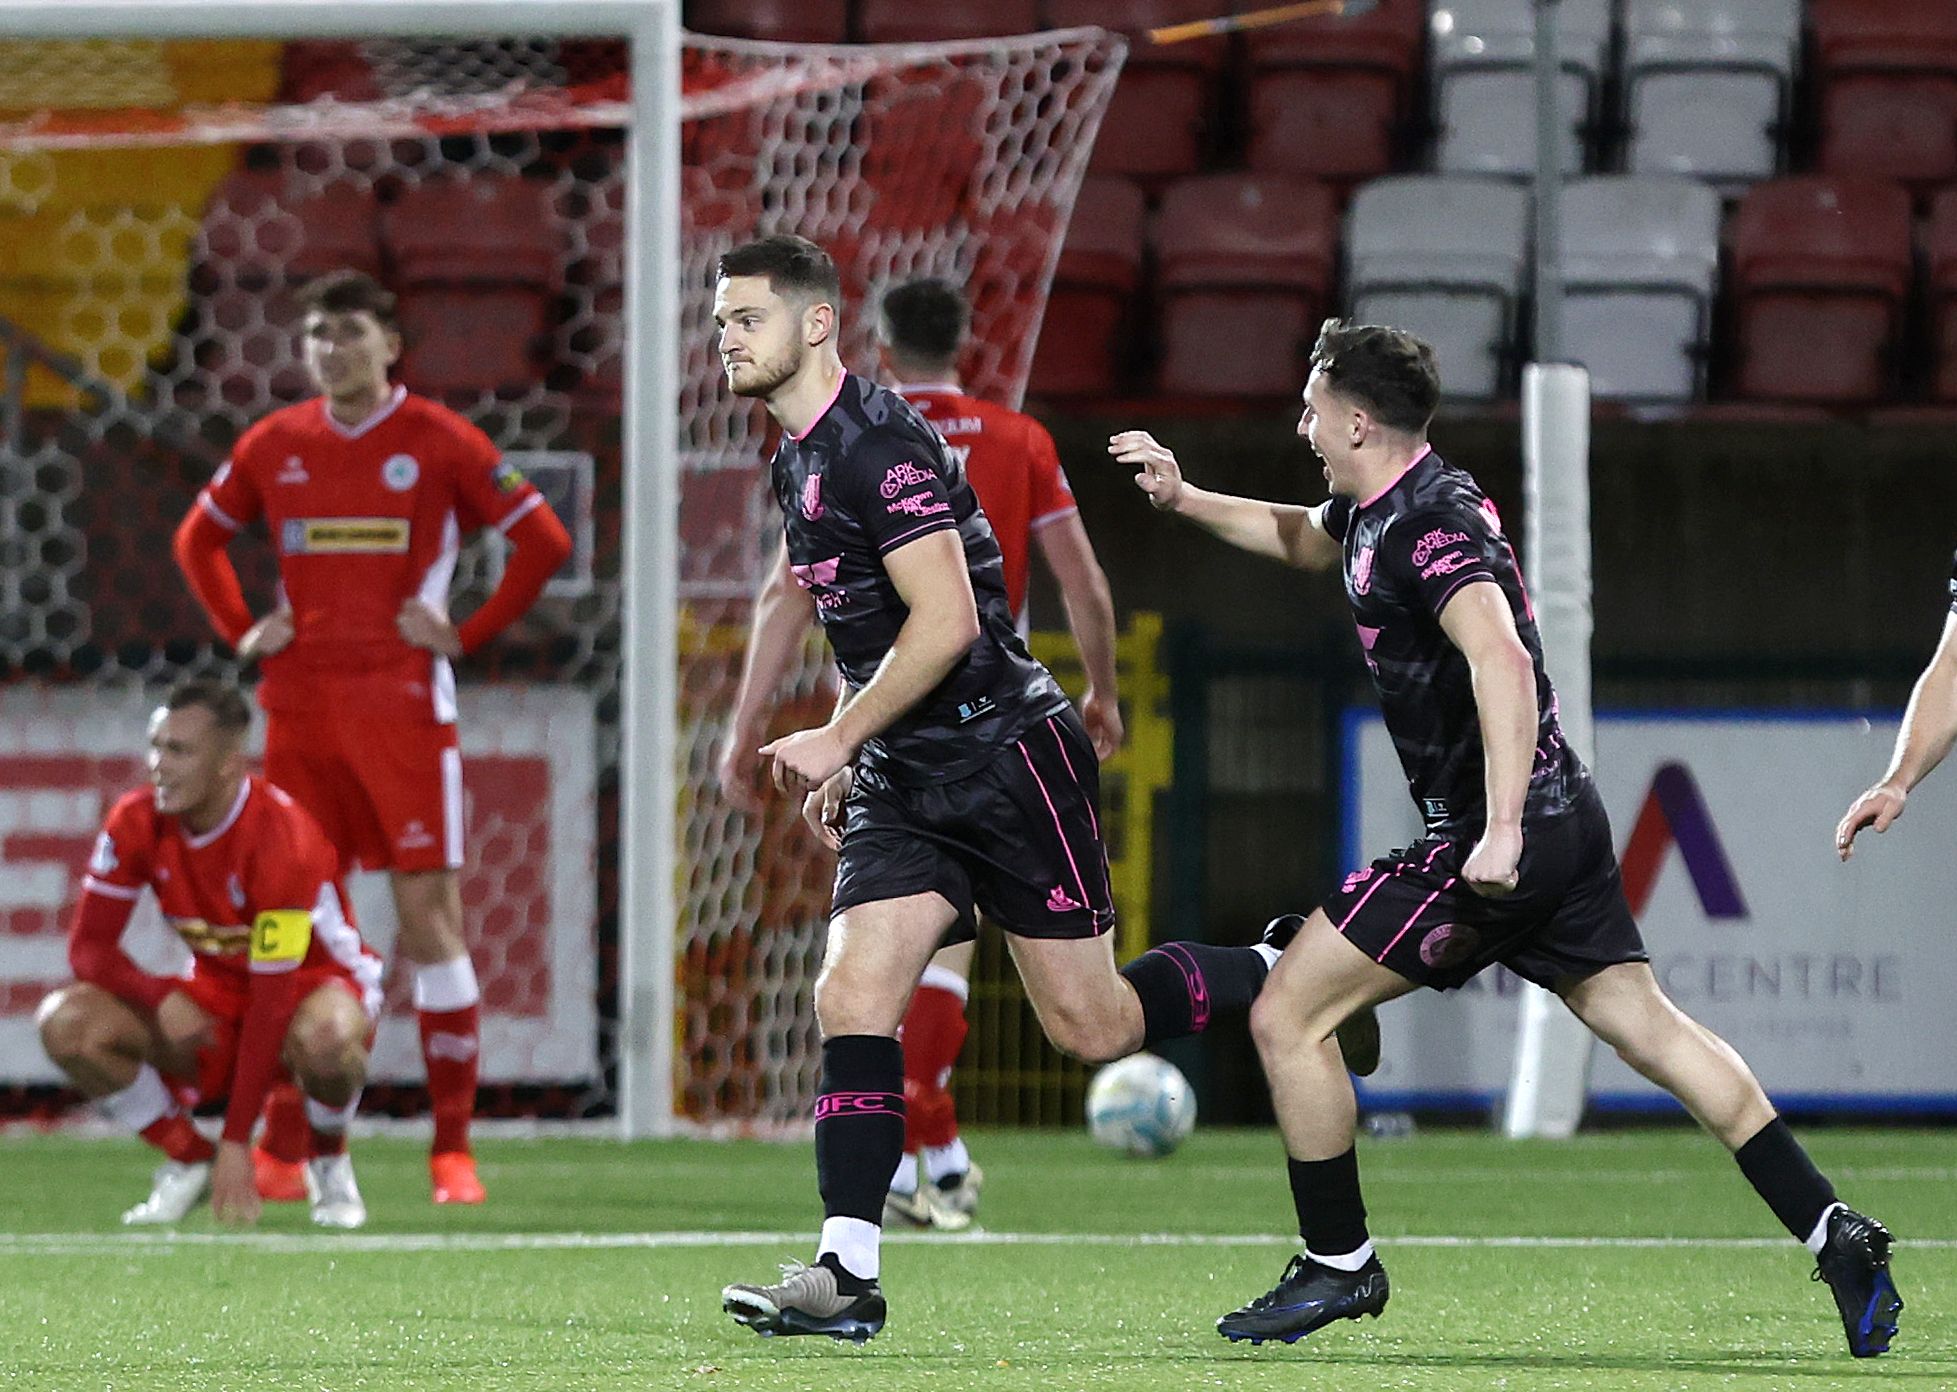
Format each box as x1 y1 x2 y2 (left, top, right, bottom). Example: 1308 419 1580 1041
176 965 368 1105
264 707 464 874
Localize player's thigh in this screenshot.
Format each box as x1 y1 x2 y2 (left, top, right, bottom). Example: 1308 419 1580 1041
282 977 372 1078
817 892 961 1037
928 940 976 980
263 710 369 873
34 982 149 1062
1555 960 1684 1054
362 719 463 875
1256 909 1417 1048
1004 930 1128 1044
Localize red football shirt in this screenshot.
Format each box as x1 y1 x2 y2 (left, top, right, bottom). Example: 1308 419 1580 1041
196 386 546 719
899 383 1077 622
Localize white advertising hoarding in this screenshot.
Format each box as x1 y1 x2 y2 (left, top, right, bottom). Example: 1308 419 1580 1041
0 686 597 1087
1347 712 1957 1113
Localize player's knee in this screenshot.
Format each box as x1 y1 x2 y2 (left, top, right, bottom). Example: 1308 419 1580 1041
1041 1000 1125 1063
1248 990 1314 1059
289 1011 366 1082
36 987 109 1066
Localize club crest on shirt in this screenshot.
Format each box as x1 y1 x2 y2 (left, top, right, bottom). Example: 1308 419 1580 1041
1351 544 1376 595
801 472 824 520
381 453 420 492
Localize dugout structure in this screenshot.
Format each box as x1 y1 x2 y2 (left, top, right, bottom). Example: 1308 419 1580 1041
0 1 1123 1138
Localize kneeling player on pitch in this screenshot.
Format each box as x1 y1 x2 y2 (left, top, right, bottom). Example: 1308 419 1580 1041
36 680 382 1229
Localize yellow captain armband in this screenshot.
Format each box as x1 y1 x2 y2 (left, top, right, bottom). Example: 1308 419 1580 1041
249 909 313 967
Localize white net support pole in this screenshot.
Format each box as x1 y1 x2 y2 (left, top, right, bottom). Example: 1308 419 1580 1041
0 0 684 1136
1504 361 1596 1140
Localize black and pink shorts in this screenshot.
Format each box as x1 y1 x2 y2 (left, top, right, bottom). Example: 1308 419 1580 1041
832 705 1114 941
1324 783 1646 991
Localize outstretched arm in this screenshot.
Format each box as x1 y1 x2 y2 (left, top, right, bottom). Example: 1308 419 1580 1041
718 540 820 810
1108 430 1341 572
1034 513 1123 758
1838 612 1957 859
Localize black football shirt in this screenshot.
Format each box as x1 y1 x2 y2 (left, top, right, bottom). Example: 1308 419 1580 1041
770 373 1069 784
1324 446 1589 834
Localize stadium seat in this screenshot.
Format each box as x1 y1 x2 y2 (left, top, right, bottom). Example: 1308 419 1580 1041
279 42 381 103
200 172 384 286
1559 178 1722 403
685 0 849 43
1726 176 1912 404
858 0 1040 43
1028 175 1145 397
1344 175 1529 400
1623 0 1801 186
1152 175 1338 396
1242 0 1425 182
1046 1 1225 177
383 178 560 393
1926 188 1957 401
1429 0 1611 178
1813 0 1957 190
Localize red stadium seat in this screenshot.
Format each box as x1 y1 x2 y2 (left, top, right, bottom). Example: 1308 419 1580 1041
1153 174 1337 396
685 0 848 43
1812 0 1957 190
201 172 383 285
1028 175 1146 398
279 42 381 103
858 0 1040 43
1727 177 1912 404
1047 1 1226 177
395 287 547 394
1241 0 1425 181
383 177 558 287
1925 189 1957 400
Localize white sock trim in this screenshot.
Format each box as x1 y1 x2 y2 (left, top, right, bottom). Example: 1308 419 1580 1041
1305 1240 1375 1271
305 1095 359 1133
1252 942 1281 971
413 956 480 1012
818 1216 880 1281
922 1138 971 1184
100 1064 173 1133
1805 1201 1846 1255
916 963 970 1003
889 1153 919 1197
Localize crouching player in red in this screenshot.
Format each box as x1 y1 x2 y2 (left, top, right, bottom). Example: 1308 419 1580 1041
35 680 383 1229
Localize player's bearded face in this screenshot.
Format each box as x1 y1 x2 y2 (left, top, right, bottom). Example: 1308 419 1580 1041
714 277 806 399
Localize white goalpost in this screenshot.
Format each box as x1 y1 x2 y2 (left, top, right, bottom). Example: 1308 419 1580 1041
0 0 684 1135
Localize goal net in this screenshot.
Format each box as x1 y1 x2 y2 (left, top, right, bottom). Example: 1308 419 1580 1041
0 17 1123 1134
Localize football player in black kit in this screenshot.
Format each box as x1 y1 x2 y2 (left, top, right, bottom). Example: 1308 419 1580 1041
1113 320 1902 1359
711 235 1288 1343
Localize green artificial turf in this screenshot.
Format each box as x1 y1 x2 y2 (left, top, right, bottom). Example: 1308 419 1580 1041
3 1126 1950 1391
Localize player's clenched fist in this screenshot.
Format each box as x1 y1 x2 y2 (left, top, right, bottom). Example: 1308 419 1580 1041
1108 430 1185 512
1836 782 1905 861
761 725 853 794
1462 823 1522 898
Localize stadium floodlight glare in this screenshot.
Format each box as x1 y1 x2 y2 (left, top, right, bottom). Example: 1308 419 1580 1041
0 0 684 1138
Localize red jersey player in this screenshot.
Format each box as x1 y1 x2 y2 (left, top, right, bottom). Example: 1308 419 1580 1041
36 680 382 1229
715 278 1124 1230
171 269 572 1205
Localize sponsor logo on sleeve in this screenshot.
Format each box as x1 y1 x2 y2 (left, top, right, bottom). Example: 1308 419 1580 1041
381 454 420 492
887 493 950 518
879 461 934 498
1420 551 1477 580
492 460 526 494
1410 528 1470 568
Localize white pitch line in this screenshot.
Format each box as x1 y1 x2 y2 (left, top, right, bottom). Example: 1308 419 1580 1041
4 1230 1954 1257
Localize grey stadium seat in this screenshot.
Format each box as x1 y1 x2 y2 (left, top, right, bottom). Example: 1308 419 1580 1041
1559 176 1722 403
1624 0 1802 186
1344 174 1530 400
1429 0 1612 178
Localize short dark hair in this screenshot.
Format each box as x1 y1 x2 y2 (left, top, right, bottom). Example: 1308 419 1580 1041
164 678 252 737
296 268 399 333
1309 319 1440 434
717 234 841 306
879 278 967 365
